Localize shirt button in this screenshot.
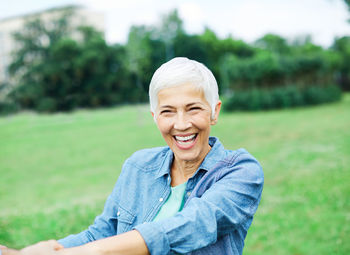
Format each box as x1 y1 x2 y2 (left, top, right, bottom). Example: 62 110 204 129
159 198 164 202
167 176 170 181
187 192 191 196
117 211 120 216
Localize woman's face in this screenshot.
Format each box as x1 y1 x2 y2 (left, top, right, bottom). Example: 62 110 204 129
153 84 221 163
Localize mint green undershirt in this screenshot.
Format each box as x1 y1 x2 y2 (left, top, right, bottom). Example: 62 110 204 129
153 182 187 221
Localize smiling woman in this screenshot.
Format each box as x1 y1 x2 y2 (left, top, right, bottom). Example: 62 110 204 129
0 57 264 255
154 84 220 184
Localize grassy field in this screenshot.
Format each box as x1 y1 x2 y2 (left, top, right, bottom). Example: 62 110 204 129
1 94 349 254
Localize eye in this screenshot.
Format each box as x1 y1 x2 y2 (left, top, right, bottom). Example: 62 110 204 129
189 107 201 111
160 109 172 114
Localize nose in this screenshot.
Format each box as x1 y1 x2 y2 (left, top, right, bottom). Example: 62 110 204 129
174 112 191 131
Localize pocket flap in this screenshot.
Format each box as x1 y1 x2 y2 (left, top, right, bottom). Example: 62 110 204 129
116 205 135 224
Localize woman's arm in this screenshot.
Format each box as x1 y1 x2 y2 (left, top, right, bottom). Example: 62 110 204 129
2 250 20 255
1 249 20 255
60 230 149 255
0 240 63 255
3 232 148 255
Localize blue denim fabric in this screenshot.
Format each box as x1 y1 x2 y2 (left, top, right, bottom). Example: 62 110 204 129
59 137 264 255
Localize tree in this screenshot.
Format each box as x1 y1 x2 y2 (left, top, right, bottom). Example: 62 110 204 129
125 25 166 101
333 36 350 90
8 9 74 111
125 25 154 102
255 34 290 55
8 10 132 112
345 0 350 11
174 33 207 63
344 0 350 22
154 9 184 60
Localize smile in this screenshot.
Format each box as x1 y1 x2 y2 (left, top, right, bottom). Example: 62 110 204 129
173 134 198 149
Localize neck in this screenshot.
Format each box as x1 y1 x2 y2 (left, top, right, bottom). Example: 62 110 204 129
171 144 211 186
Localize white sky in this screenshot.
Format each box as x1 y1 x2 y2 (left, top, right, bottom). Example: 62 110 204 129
0 0 349 47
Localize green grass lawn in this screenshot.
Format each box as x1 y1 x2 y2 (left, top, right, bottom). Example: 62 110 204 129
1 95 349 254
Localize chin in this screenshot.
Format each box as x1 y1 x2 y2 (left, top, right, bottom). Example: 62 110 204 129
174 151 200 162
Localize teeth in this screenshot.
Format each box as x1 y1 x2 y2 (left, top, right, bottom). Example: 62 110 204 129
175 134 196 141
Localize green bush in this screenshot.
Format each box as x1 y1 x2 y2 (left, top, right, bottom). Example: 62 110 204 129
303 85 342 105
220 49 340 91
224 84 342 111
36 97 58 113
0 100 20 116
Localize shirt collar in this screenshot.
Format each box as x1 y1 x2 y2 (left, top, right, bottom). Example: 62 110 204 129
197 136 225 172
155 148 173 179
155 136 225 179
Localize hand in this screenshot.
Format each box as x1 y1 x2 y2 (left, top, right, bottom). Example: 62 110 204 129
0 246 20 255
0 245 17 255
20 240 63 255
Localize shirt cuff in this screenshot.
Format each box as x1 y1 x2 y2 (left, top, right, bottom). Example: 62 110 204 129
134 221 171 255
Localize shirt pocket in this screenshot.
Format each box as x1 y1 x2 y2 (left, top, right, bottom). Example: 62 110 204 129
116 204 136 234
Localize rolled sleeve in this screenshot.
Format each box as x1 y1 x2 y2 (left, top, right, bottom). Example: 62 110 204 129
58 230 94 248
134 222 171 255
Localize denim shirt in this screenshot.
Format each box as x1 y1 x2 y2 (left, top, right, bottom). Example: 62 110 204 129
59 137 264 255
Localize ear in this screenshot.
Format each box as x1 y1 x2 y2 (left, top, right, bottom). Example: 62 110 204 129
151 111 157 123
210 100 222 125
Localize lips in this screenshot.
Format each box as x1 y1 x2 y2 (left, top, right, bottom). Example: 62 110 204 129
173 133 198 150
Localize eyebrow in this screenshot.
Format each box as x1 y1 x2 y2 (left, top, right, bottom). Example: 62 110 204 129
159 102 204 109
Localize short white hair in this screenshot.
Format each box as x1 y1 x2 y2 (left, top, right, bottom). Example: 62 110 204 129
149 57 219 119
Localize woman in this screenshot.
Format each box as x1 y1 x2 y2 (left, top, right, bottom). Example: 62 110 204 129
0 57 264 255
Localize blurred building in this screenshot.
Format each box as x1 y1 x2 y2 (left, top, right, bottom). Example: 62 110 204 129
0 5 104 86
